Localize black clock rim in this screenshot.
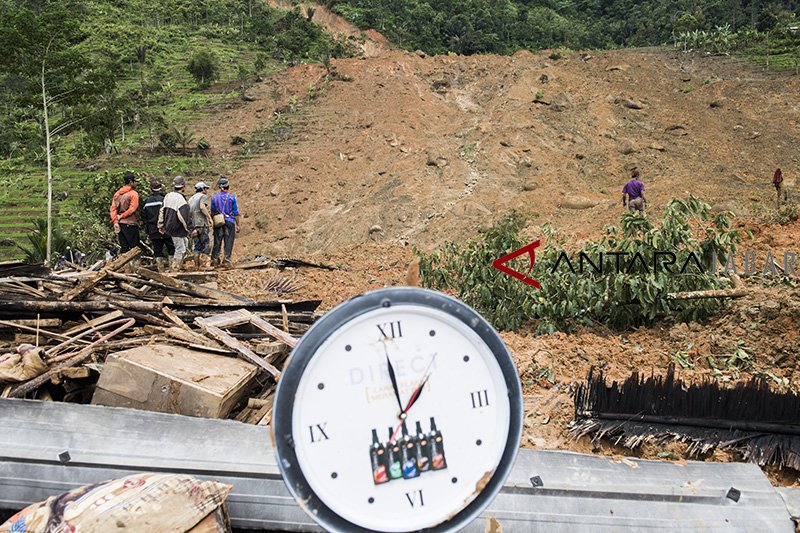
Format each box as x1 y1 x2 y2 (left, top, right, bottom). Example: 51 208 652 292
272 286 523 533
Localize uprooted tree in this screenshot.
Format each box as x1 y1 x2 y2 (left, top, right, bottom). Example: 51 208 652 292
416 196 745 332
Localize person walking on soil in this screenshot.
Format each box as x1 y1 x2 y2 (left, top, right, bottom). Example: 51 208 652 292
109 172 141 254
158 176 192 270
774 167 785 207
142 178 174 270
210 177 240 266
188 181 213 268
622 168 647 213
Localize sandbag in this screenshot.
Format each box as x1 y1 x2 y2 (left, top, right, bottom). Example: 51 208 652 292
0 345 47 382
1 473 232 533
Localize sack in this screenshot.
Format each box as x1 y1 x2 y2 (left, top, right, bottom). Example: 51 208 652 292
0 473 232 533
213 213 225 228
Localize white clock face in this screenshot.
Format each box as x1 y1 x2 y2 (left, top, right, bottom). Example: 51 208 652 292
290 304 511 532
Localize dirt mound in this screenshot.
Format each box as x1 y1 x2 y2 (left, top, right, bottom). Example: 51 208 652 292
194 47 799 259
266 1 392 57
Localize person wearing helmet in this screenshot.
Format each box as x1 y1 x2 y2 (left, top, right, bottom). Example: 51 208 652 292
157 176 193 270
210 177 240 266
189 181 213 269
142 178 174 270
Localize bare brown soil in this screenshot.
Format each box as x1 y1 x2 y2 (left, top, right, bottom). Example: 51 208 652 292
193 17 800 478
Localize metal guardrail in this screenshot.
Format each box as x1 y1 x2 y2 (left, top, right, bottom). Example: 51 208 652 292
0 399 796 531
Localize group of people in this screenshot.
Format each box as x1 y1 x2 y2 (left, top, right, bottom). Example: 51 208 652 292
109 172 240 269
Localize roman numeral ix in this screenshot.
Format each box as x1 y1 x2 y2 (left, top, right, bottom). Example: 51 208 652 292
377 321 403 339
405 490 424 507
309 423 329 443
470 389 490 409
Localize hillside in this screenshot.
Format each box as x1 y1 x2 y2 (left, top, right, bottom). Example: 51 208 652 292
192 46 799 259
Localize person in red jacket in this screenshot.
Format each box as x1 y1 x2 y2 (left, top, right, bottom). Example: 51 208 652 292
109 172 141 254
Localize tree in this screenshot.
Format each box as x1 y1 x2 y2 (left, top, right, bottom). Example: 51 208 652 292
0 3 91 264
187 50 218 88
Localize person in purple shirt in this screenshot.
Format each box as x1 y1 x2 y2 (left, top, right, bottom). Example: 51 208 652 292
210 177 241 266
622 168 646 212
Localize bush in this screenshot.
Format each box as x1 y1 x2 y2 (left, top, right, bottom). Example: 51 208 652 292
187 50 218 88
18 218 68 263
159 131 177 151
774 203 799 225
417 196 743 332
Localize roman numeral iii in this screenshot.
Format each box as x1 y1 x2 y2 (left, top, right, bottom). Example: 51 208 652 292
377 321 403 339
405 489 424 507
309 423 329 443
470 390 490 409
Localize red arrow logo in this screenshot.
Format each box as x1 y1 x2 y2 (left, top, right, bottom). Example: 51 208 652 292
492 240 541 289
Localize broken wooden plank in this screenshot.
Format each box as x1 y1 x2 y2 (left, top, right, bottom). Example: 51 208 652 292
135 267 253 304
119 281 151 298
60 247 140 301
247 311 298 348
0 318 61 328
64 310 124 336
196 315 281 379
0 319 78 342
164 326 222 348
162 306 191 331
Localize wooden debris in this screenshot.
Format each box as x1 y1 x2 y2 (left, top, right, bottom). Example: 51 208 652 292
196 310 290 379
60 247 141 301
64 310 124 336
0 255 321 425
136 267 253 304
93 345 259 418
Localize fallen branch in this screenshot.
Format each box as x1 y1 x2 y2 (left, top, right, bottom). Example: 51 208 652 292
666 288 749 300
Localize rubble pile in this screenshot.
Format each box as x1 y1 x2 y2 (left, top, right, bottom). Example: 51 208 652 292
0 249 320 424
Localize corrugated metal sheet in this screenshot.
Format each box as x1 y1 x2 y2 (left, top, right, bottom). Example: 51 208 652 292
0 399 795 531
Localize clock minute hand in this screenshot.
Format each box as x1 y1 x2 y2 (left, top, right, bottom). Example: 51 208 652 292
390 352 438 442
383 342 404 414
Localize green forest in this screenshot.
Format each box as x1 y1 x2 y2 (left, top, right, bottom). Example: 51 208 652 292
323 0 799 54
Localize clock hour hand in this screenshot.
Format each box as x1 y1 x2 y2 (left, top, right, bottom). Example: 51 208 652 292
390 353 438 442
383 342 404 414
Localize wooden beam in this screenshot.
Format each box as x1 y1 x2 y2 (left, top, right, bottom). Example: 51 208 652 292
64 310 124 336
196 316 281 379
0 318 61 328
135 267 253 304
246 310 298 348
162 306 191 330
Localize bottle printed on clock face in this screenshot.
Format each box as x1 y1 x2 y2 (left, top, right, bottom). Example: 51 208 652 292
387 427 402 480
415 420 431 472
370 428 389 484
400 421 419 479
429 417 447 470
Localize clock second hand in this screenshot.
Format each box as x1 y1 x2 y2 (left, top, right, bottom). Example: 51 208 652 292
390 352 438 443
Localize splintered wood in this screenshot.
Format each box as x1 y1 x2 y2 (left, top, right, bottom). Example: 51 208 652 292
0 258 319 423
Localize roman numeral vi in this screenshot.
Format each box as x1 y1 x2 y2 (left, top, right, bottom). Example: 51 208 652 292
405 489 424 507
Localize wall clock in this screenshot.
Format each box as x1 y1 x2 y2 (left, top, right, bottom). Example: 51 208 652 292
272 287 523 532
